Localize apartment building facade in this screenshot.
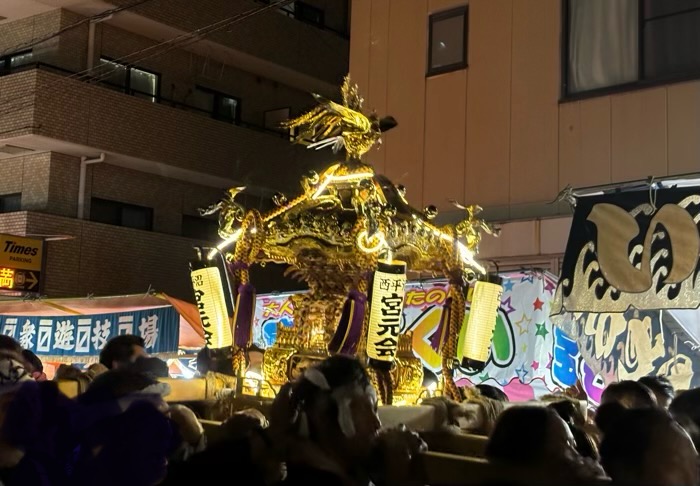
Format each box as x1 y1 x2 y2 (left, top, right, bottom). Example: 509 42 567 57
349 0 700 272
0 0 349 299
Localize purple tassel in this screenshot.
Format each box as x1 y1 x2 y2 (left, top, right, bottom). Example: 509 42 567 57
329 290 367 355
233 283 256 349
227 261 249 271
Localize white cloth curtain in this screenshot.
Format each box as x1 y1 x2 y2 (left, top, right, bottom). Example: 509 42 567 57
568 0 639 93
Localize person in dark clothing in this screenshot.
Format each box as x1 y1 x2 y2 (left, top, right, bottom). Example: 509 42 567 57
638 375 674 409
269 356 426 486
486 406 605 486
597 402 698 486
669 387 700 451
21 350 47 382
600 380 657 409
99 334 148 370
129 355 170 379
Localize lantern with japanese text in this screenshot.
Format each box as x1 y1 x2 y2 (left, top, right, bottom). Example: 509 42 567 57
190 261 233 349
461 274 503 370
367 260 407 369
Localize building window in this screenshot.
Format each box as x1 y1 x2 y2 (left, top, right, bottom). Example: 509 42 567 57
182 215 219 241
295 2 324 26
193 86 241 124
98 57 160 102
264 107 291 132
427 6 468 76
0 194 21 213
565 0 700 96
90 197 153 231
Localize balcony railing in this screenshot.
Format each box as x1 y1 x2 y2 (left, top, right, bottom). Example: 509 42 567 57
0 62 294 140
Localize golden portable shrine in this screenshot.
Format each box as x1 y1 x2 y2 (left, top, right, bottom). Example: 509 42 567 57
192 77 501 405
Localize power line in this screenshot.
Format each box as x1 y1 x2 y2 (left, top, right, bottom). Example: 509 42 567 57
0 0 159 57
0 0 296 120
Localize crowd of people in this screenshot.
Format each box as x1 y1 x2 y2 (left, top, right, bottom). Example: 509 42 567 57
1 333 699 486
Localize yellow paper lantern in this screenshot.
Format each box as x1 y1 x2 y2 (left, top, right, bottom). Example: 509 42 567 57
190 266 233 348
461 275 503 369
367 260 407 366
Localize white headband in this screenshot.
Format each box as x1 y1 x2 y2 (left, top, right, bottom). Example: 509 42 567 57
300 366 376 438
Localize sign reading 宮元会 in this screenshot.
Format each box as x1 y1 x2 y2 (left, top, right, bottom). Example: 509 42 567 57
0 234 44 292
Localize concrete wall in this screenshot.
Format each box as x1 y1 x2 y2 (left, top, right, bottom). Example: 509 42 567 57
349 0 700 223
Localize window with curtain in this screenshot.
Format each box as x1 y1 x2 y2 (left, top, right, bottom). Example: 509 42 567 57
566 0 700 95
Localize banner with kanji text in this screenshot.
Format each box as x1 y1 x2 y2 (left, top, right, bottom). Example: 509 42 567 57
0 306 179 360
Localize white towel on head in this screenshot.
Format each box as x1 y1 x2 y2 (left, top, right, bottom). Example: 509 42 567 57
0 356 31 394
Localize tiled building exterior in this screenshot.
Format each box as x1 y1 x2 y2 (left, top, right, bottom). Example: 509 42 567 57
0 0 349 298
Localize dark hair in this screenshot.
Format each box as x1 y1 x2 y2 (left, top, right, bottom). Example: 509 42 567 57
669 388 700 449
287 355 372 439
548 399 584 426
78 368 159 405
22 349 43 373
571 425 598 461
596 403 674 482
476 384 509 402
486 406 559 464
129 356 169 378
0 335 22 354
638 375 674 402
601 380 656 408
196 346 233 376
99 334 145 369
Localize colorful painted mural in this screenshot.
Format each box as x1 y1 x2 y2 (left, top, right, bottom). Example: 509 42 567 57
248 271 586 401
557 310 700 396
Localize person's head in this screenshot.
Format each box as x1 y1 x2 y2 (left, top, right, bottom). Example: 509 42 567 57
0 336 21 355
21 350 47 382
129 356 169 379
0 349 31 396
600 380 657 409
670 388 700 451
272 355 380 467
597 402 698 486
196 346 233 376
99 335 147 370
486 406 576 466
548 399 585 428
475 384 509 402
638 375 674 409
78 368 169 413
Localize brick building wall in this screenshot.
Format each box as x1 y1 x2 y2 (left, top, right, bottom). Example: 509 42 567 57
0 70 37 140
104 0 349 84
95 19 316 126
4 211 203 299
28 69 329 192
47 152 81 218
0 10 62 63
86 163 222 236
0 210 301 299
1 8 333 128
0 3 347 300
0 153 51 212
